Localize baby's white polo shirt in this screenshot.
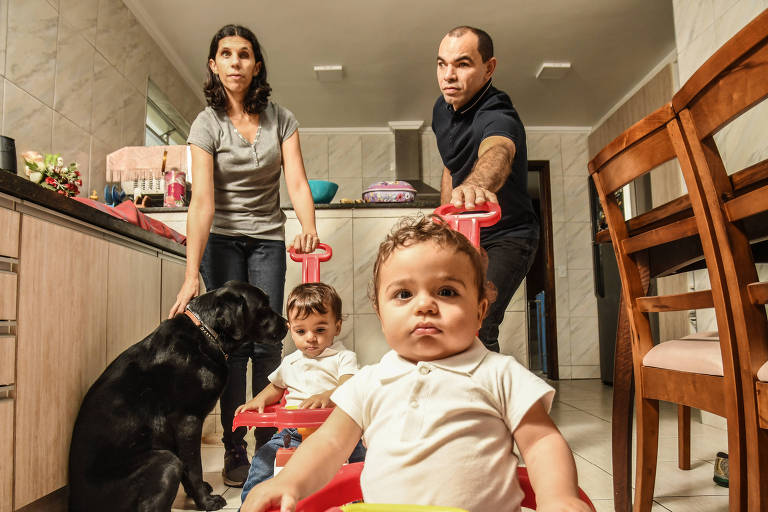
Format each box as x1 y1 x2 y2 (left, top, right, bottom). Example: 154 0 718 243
331 338 554 512
269 341 358 407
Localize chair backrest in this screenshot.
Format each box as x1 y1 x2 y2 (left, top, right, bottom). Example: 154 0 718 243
588 103 740 381
672 8 768 389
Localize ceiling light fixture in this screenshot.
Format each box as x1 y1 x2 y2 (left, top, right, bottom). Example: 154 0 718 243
314 65 344 82
536 62 571 80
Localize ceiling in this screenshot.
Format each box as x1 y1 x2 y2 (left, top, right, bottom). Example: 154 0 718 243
125 0 676 128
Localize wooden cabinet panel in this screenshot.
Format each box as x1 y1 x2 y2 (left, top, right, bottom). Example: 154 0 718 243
15 216 108 508
0 336 14 385
160 257 186 320
0 208 20 259
106 244 161 363
0 273 16 320
0 399 13 512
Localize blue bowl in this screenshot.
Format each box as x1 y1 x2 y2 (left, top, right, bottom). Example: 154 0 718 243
308 180 339 204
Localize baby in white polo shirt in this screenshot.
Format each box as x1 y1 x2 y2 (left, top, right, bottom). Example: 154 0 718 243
237 283 365 505
241 216 589 512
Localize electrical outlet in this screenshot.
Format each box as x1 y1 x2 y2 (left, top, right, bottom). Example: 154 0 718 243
557 265 567 278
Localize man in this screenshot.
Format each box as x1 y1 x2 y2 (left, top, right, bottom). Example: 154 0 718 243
432 26 539 353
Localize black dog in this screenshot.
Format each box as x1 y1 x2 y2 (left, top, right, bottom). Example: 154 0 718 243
68 281 287 511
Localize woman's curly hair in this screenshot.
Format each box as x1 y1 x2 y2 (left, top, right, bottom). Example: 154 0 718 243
204 25 271 114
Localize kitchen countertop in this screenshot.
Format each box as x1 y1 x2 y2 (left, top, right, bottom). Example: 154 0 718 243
0 171 186 257
139 198 442 214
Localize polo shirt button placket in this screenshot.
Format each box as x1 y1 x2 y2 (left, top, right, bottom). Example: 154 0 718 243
418 365 431 376
409 400 419 409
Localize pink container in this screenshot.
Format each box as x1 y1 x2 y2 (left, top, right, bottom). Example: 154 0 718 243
362 180 416 203
163 169 186 207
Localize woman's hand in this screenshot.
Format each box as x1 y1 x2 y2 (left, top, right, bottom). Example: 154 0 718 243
300 391 334 409
289 231 319 254
240 478 300 512
168 276 200 318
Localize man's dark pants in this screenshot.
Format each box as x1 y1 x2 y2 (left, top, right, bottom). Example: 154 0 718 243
479 236 539 353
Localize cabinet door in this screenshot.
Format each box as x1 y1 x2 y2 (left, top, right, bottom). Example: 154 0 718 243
0 208 20 258
106 244 161 363
15 216 108 508
0 398 13 512
160 257 186 319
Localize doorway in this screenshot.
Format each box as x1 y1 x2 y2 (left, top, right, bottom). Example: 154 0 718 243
526 160 558 379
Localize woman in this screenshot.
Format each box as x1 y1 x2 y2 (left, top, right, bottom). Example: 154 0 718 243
168 24 319 487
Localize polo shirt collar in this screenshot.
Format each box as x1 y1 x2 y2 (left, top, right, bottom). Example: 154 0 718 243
448 80 493 116
377 338 489 382
287 341 345 363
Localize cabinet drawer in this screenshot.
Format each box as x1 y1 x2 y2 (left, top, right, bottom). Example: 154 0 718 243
0 208 20 259
0 337 13 385
0 398 13 512
0 273 17 320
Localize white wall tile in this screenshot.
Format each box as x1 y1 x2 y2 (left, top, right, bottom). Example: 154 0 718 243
52 112 90 195
677 26 717 84
3 80 54 171
673 0 715 50
564 176 590 222
568 269 597 317
570 316 599 365
565 221 593 270
88 135 108 199
352 216 404 314
54 20 94 132
561 133 589 177
0 0 8 77
571 365 600 379
528 132 563 176
123 21 152 95
329 134 362 178
6 0 58 106
94 0 131 70
299 133 329 179
549 175 565 222
506 277 526 312
557 316 571 366
361 133 394 178
59 0 97 45
557 365 572 379
354 313 389 366
122 90 146 147
91 53 125 150
498 310 527 366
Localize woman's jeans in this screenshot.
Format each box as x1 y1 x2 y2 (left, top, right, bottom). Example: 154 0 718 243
479 236 539 353
200 232 286 450
240 428 367 504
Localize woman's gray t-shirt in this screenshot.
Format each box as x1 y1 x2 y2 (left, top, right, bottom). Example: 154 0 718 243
187 102 299 240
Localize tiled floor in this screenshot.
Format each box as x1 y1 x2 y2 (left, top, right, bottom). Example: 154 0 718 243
172 379 729 511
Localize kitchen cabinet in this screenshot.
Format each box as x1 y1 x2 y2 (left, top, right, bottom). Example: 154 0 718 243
0 207 19 258
0 399 13 512
105 243 161 362
14 216 108 509
160 257 187 319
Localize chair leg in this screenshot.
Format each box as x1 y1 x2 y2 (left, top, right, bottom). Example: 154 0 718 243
750 427 768 512
677 405 691 470
634 397 659 512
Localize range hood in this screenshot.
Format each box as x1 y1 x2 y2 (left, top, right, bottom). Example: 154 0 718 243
388 121 441 201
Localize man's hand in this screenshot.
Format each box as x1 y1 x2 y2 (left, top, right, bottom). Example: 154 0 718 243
300 391 334 409
289 231 319 254
450 183 498 209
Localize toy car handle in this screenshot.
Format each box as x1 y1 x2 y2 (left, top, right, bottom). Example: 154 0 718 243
232 406 333 431
433 202 502 248
289 243 333 283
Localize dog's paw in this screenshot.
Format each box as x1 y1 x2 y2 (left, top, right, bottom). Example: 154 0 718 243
196 493 226 511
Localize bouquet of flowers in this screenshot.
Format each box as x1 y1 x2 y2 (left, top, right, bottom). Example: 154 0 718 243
22 151 82 197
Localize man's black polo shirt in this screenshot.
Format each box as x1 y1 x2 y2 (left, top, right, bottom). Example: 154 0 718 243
432 81 539 241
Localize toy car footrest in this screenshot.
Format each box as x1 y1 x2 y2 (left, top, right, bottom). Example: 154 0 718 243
232 406 333 431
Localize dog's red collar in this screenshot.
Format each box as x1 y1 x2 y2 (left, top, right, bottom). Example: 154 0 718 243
184 307 227 360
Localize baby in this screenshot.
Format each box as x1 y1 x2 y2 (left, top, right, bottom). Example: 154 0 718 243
241 216 589 512
237 282 365 504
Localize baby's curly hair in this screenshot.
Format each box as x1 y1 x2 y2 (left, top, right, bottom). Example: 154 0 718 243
370 215 496 310
286 282 342 322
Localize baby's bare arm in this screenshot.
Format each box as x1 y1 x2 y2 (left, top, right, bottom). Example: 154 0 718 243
240 407 363 512
300 374 354 409
235 383 286 415
514 401 591 512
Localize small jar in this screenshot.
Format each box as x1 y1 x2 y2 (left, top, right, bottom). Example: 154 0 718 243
163 169 186 207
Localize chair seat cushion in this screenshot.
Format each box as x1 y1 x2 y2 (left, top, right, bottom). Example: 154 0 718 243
758 360 768 382
642 338 723 376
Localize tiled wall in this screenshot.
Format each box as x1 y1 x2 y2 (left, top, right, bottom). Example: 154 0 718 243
527 130 599 379
0 0 203 199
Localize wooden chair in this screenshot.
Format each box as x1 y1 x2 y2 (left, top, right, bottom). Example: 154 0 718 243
672 8 768 510
588 103 746 511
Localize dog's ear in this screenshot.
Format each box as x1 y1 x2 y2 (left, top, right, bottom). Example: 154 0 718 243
215 293 248 340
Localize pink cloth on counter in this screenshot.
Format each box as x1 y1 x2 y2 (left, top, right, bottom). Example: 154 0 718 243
73 197 186 245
